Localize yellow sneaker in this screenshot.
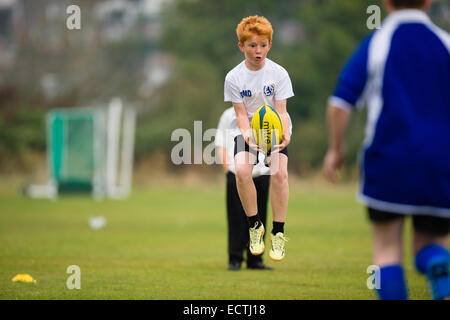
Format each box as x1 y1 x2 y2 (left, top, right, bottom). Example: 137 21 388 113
270 232 288 261
249 222 265 255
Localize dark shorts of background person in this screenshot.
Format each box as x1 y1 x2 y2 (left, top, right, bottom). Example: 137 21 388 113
233 134 288 165
368 207 450 236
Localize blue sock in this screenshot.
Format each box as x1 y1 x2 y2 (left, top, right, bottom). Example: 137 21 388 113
415 244 450 300
376 264 408 300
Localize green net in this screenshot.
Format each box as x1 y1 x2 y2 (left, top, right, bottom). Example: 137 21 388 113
48 109 98 193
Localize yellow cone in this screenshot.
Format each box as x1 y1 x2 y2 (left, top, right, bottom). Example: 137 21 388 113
12 274 36 283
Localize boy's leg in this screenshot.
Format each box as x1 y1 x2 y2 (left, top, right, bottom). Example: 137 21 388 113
268 151 289 261
234 135 264 255
247 174 271 268
368 208 407 300
269 152 288 225
412 215 450 300
234 150 258 218
254 174 270 236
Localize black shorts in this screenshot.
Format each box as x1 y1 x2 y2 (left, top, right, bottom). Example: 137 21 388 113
367 207 450 236
233 134 288 161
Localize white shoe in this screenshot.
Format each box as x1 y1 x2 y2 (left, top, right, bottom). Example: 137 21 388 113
249 222 265 255
270 232 288 261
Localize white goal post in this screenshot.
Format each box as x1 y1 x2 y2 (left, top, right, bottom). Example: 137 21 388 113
25 98 136 200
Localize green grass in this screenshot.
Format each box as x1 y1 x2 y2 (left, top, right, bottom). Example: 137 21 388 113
0 177 437 299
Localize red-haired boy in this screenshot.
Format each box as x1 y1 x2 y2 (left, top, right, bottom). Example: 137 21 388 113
224 15 294 261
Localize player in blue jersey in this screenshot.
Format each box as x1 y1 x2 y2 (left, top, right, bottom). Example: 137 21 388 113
324 0 450 300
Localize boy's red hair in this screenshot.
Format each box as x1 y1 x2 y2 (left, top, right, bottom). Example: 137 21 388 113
236 15 273 44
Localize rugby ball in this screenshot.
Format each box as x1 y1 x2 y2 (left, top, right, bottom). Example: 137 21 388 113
251 105 283 153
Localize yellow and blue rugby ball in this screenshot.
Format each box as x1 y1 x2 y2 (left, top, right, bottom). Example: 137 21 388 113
251 105 283 153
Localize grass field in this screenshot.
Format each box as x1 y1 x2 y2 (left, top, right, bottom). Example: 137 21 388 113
0 175 437 300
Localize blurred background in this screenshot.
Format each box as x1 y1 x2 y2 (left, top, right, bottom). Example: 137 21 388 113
1 0 449 300
0 0 449 186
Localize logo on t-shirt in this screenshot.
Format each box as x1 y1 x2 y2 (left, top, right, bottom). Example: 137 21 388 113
240 89 252 98
263 84 275 97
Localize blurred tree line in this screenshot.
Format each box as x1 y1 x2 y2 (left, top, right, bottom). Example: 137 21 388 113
140 0 448 175
139 0 382 174
0 0 156 172
1 0 449 175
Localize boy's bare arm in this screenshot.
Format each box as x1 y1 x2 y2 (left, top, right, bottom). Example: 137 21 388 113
233 102 261 151
323 104 352 182
273 99 290 152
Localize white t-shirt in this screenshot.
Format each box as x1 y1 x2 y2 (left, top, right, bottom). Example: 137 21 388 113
224 58 294 138
215 107 270 177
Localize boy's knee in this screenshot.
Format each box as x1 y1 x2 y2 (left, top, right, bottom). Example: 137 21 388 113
271 166 288 184
235 166 253 183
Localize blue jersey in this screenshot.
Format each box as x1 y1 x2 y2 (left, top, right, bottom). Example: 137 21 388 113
329 9 450 218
